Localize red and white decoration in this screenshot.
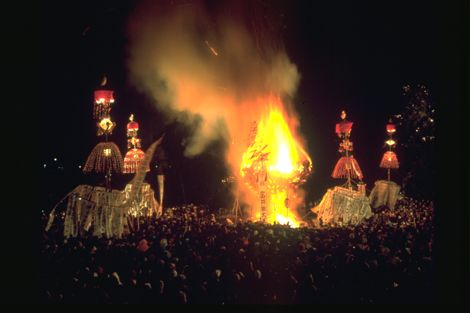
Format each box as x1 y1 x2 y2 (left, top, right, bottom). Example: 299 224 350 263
123 114 149 174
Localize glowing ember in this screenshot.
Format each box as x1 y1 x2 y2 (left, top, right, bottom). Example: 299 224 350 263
240 95 312 225
205 40 219 56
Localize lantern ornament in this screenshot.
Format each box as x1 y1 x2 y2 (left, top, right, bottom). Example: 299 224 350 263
335 110 353 136
380 118 399 180
123 114 149 174
84 79 122 190
83 142 123 174
127 114 139 138
332 110 364 188
93 89 115 121
127 137 141 150
97 117 116 136
124 149 148 173
93 86 116 138
386 122 396 134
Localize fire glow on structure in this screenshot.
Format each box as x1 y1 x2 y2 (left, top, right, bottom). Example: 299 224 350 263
240 96 312 227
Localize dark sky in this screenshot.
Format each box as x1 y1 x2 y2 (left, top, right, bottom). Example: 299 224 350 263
40 0 467 209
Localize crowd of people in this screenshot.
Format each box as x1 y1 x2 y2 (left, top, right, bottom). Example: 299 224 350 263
40 198 434 303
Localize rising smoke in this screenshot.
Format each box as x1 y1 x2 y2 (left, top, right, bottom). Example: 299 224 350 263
126 0 301 158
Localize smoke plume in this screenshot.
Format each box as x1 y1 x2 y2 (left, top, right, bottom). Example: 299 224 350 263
127 0 301 157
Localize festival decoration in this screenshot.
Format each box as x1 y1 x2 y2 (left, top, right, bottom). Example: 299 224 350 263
369 118 401 210
123 114 149 174
332 110 364 187
93 89 115 121
369 180 400 210
47 136 165 238
97 117 116 136
380 118 399 180
51 183 158 238
313 110 372 226
83 142 123 174
127 114 139 138
127 135 165 205
314 186 372 225
84 80 123 190
124 183 159 218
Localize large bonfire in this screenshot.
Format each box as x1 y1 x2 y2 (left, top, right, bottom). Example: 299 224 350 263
240 95 312 227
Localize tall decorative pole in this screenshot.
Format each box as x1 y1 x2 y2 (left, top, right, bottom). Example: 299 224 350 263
83 78 123 190
380 118 399 180
123 114 149 174
369 118 401 210
332 110 363 189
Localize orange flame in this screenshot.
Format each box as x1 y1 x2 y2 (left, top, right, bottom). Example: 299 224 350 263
240 95 312 227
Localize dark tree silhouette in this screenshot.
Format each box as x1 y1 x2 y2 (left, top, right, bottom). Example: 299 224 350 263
395 84 436 199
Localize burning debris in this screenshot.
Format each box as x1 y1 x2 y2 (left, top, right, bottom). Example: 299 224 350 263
205 40 219 56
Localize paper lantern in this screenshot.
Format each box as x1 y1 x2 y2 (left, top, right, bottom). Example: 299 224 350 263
97 117 116 136
332 156 364 180
335 110 353 136
386 123 396 134
127 114 139 138
83 142 123 174
94 90 114 103
380 151 399 169
93 89 115 121
127 137 141 150
335 121 353 135
123 148 150 174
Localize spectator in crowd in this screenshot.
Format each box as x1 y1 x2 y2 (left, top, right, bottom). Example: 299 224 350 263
40 199 434 303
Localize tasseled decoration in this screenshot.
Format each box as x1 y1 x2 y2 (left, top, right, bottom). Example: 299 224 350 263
123 148 149 173
332 156 364 180
380 151 399 169
83 142 123 173
93 90 114 121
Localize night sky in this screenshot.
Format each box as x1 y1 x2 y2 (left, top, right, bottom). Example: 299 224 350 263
40 0 466 210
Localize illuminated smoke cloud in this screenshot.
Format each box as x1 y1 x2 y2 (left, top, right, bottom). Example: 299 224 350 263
127 0 300 157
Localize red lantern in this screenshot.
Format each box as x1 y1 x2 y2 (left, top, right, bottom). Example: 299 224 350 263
94 90 114 103
123 148 150 174
127 121 139 131
127 114 139 138
335 110 353 136
386 123 396 134
335 121 353 135
380 151 399 169
93 89 115 120
127 122 139 137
